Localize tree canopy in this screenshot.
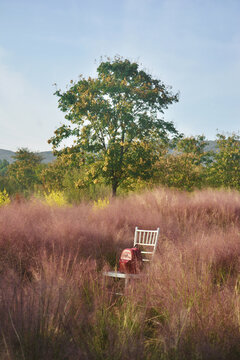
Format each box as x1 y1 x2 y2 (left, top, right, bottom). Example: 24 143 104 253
0 159 9 176
49 56 179 195
208 133 240 190
155 136 212 190
7 148 43 193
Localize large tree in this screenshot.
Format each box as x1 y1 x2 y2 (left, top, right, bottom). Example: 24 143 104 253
49 57 179 195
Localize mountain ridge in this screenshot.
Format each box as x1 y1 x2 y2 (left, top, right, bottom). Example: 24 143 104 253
0 149 55 164
0 141 218 164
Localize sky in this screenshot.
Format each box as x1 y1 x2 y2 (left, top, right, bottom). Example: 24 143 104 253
0 0 239 151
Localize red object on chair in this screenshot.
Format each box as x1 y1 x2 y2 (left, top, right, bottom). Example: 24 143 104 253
119 247 143 274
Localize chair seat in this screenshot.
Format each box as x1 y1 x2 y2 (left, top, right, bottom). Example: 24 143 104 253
103 271 142 279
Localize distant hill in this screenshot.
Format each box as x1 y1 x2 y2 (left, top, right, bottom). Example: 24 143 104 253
0 150 15 164
0 149 55 164
0 141 218 165
204 140 218 152
38 151 56 164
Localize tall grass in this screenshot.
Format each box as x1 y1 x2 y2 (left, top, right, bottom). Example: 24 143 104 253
0 188 240 359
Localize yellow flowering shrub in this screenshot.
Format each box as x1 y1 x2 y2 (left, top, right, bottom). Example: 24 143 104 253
0 189 10 206
44 191 68 206
93 197 109 210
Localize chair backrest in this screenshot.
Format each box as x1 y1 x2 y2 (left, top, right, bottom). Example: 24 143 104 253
133 227 160 262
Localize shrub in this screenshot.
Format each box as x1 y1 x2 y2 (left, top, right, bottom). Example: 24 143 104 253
93 197 109 210
0 189 10 206
43 190 68 206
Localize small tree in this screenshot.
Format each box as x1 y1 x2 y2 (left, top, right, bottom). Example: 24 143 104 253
0 159 9 176
0 160 10 192
207 133 240 190
7 148 43 193
40 152 81 192
49 56 179 196
155 136 212 190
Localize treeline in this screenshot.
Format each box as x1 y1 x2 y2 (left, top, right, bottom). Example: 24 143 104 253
0 133 239 203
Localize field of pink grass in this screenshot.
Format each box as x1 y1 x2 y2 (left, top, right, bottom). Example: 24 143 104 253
0 188 240 359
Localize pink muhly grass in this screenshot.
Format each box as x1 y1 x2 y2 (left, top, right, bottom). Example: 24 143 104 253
0 188 240 359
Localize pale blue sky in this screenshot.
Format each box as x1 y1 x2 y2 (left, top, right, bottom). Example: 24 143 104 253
0 0 239 151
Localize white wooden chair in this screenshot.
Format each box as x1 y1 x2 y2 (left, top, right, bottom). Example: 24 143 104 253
103 227 160 289
133 227 160 262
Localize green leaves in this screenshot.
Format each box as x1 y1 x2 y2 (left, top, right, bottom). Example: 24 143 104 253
155 136 212 191
0 159 9 176
7 148 43 193
49 56 179 195
207 133 240 190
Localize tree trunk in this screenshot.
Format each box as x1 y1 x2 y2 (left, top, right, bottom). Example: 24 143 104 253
112 182 118 197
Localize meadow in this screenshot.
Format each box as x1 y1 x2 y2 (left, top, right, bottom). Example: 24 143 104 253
0 188 240 359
